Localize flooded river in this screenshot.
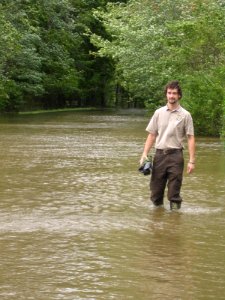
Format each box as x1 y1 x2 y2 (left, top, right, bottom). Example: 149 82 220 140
0 110 224 300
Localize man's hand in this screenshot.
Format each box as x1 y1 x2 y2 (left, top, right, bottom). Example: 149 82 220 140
187 162 195 174
139 133 156 166
140 154 148 166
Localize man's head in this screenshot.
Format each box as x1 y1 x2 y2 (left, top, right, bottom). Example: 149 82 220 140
164 80 182 105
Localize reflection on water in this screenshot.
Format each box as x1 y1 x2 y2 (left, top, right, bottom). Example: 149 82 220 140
0 111 225 300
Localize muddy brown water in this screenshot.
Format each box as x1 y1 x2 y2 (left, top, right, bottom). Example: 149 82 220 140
0 111 224 300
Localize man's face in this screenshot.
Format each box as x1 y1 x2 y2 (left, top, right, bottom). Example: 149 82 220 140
166 88 180 105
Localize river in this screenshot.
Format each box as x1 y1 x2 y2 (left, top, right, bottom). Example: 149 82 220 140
0 110 224 300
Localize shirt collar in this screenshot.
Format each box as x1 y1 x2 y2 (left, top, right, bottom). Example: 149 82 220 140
165 104 181 112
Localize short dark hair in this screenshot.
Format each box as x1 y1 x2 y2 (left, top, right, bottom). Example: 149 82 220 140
164 80 182 99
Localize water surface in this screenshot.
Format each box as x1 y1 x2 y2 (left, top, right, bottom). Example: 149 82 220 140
0 111 224 299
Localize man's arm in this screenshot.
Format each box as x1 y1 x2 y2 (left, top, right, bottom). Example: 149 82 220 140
187 135 195 174
140 133 156 165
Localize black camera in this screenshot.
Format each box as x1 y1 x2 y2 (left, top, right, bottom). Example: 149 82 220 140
138 160 152 176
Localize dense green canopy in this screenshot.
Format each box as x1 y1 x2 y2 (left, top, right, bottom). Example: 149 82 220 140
91 0 225 136
0 0 224 136
0 0 117 111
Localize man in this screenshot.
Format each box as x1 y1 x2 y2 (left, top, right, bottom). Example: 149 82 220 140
140 80 195 210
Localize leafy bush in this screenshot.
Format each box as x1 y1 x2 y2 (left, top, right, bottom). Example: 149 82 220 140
91 0 225 136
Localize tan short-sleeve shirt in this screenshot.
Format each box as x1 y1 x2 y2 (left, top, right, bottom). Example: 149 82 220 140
146 105 194 149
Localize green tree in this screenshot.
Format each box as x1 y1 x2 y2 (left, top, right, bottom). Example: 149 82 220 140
0 0 128 111
0 1 45 111
91 0 225 136
0 5 21 111
22 0 83 108
6 0 120 110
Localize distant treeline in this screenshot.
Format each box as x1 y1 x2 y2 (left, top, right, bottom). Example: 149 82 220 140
0 0 225 136
0 0 127 113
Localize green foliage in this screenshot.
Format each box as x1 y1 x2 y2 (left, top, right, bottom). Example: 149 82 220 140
0 6 21 111
182 73 225 136
0 0 224 138
0 0 116 111
91 0 225 136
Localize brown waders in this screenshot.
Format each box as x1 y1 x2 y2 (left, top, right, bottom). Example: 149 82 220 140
150 149 184 208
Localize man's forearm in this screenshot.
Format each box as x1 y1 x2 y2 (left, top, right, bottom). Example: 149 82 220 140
187 135 195 163
142 133 156 156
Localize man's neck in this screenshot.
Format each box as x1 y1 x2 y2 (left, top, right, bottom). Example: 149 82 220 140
167 102 180 111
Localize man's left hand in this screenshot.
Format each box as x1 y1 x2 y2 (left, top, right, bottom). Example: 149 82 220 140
187 162 195 174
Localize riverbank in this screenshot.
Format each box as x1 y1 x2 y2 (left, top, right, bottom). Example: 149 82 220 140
19 107 98 115
18 107 147 116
